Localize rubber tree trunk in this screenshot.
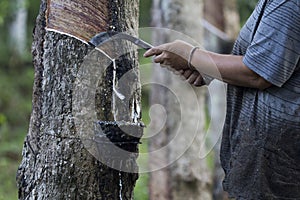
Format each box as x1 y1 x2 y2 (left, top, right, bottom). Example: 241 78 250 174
149 0 212 199
16 0 141 199
203 0 239 199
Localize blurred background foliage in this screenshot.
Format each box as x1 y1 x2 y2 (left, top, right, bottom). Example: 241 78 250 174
0 0 256 199
237 0 258 25
0 0 39 199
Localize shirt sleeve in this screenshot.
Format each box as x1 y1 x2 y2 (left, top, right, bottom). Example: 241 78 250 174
243 0 300 87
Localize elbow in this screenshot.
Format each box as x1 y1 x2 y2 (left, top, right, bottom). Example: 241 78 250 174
243 63 272 90
245 66 272 90
253 76 272 90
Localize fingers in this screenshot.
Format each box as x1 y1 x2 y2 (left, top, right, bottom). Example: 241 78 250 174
182 70 193 79
186 71 199 84
144 46 164 57
193 75 205 87
180 69 205 87
144 43 191 72
153 53 165 64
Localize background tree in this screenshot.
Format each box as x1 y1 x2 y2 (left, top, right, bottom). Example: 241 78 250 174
149 0 212 199
16 0 142 199
203 0 239 199
9 0 27 57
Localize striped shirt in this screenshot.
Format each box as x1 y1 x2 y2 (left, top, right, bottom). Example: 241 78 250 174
220 0 300 199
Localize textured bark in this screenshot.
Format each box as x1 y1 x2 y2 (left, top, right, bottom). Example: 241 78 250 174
16 0 141 199
149 0 212 199
203 0 239 199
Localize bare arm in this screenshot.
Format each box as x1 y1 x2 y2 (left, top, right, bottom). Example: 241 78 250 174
192 50 272 90
144 40 272 90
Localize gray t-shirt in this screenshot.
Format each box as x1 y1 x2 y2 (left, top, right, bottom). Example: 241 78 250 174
221 0 300 199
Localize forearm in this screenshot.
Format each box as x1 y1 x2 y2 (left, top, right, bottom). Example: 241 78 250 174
143 40 272 89
191 49 272 90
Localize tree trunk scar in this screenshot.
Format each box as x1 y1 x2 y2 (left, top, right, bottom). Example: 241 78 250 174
46 0 109 42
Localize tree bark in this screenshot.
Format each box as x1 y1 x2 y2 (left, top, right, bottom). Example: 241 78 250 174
149 0 212 199
16 0 141 199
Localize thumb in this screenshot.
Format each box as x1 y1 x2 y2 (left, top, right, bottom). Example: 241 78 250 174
143 43 172 57
143 47 162 57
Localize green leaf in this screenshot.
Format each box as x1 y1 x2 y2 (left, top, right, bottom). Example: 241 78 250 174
0 114 7 126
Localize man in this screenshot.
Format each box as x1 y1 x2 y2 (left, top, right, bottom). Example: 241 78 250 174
144 0 300 199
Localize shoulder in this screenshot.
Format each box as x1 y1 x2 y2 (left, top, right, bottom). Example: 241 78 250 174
267 0 300 12
264 0 300 30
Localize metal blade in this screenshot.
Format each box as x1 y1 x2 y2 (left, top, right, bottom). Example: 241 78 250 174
89 31 153 50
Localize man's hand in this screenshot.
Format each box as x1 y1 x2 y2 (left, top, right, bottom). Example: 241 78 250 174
143 40 194 71
143 40 205 87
